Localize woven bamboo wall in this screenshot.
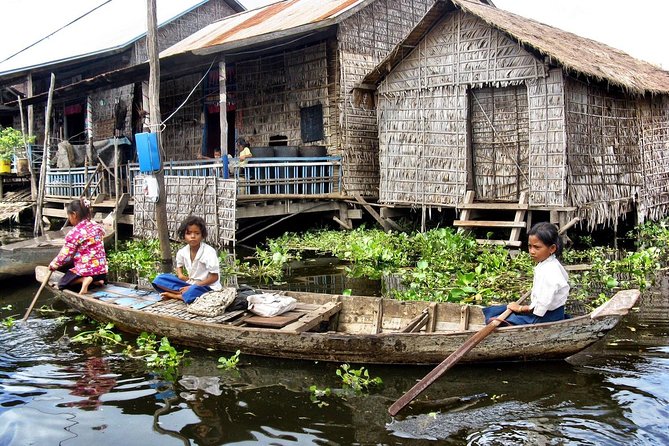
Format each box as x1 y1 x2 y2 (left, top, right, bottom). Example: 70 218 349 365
378 85 468 206
234 42 332 147
133 175 236 248
638 95 669 222
377 11 550 207
471 85 529 202
564 77 641 228
527 69 567 207
159 73 205 160
338 0 432 197
90 86 134 139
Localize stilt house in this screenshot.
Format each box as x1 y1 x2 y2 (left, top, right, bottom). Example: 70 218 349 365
157 0 493 196
0 0 243 153
356 0 669 228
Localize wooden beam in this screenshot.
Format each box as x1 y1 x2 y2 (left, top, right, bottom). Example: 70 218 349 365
453 220 526 228
353 193 403 231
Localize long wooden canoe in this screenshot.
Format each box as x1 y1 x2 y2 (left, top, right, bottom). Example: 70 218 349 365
1 229 114 281
35 266 639 365
0 230 70 281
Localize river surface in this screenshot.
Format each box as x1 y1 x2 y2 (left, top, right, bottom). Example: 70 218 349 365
1 265 668 445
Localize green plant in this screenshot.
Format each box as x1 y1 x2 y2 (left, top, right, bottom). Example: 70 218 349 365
1 316 16 330
70 321 124 349
309 385 332 407
336 364 383 393
0 127 33 161
217 350 241 370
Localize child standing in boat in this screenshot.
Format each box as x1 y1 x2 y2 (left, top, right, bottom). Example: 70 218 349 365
152 216 222 303
483 221 570 325
49 198 108 294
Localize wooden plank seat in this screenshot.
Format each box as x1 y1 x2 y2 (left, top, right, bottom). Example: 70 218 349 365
282 301 343 333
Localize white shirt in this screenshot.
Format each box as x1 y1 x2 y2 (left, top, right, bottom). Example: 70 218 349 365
175 242 222 291
530 255 570 317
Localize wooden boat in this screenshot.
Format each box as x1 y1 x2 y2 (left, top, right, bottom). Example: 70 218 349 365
1 229 115 281
35 266 639 365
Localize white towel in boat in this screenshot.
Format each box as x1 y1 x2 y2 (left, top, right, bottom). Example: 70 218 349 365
247 293 297 318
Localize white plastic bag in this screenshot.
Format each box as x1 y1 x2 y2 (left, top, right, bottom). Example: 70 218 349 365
247 293 297 317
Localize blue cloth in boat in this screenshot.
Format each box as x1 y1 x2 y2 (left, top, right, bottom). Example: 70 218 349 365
152 273 211 304
482 304 565 326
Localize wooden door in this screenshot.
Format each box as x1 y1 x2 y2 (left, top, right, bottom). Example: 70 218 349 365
470 86 529 201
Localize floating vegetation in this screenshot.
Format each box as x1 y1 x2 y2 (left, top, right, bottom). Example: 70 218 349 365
217 350 241 370
107 220 669 309
309 364 383 407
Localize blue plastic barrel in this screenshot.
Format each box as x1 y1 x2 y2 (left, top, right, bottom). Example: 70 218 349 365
135 132 161 173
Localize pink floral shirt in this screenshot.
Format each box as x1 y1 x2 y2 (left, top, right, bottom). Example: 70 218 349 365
49 219 108 276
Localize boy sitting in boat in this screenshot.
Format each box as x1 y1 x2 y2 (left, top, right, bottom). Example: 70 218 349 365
151 216 222 303
483 222 570 325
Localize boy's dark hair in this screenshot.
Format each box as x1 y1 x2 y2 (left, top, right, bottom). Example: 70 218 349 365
236 137 250 148
178 215 208 239
67 198 91 220
527 221 563 257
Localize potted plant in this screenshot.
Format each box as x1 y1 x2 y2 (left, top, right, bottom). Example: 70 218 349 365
0 127 33 174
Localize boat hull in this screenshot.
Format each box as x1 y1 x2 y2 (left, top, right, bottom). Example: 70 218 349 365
0 230 68 280
36 267 639 365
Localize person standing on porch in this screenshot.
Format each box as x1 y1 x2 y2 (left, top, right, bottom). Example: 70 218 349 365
237 137 252 166
151 216 222 303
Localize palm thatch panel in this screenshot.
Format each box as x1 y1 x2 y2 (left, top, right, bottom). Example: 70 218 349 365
338 0 433 197
565 78 642 228
638 96 669 222
471 85 529 202
379 85 467 206
526 69 567 207
160 73 206 160
235 42 331 148
134 176 236 248
379 11 547 95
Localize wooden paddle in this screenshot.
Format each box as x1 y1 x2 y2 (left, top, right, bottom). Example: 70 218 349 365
388 289 530 416
388 218 580 416
22 269 53 322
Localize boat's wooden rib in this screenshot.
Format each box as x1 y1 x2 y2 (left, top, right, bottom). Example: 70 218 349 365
34 266 640 365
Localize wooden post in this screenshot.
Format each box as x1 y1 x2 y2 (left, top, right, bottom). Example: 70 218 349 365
17 96 37 200
147 0 172 272
34 73 56 236
219 59 228 155
113 135 119 250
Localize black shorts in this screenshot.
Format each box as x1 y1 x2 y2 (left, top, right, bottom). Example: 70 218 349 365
57 271 107 290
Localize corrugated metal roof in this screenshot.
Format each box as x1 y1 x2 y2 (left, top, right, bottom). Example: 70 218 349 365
0 0 241 77
162 0 368 57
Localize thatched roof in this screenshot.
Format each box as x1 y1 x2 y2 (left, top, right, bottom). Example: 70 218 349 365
360 0 669 95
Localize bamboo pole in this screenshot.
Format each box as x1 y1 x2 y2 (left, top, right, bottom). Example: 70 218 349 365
34 73 56 236
147 0 173 272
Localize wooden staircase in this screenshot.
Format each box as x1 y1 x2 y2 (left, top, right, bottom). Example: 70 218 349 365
454 191 528 248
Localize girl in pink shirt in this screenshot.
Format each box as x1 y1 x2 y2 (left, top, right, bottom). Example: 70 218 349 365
49 198 108 294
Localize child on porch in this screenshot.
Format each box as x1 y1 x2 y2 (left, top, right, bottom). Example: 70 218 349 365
482 221 570 325
49 198 108 294
151 216 222 303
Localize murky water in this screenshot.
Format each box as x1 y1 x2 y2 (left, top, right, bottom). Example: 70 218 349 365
1 268 668 444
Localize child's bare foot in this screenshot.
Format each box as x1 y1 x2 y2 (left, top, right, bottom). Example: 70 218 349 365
93 280 104 287
80 276 93 294
160 291 183 300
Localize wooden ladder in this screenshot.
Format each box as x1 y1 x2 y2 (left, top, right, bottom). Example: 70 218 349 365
454 191 528 248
